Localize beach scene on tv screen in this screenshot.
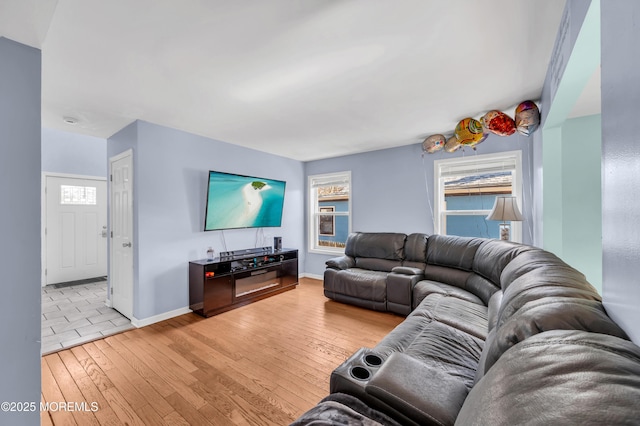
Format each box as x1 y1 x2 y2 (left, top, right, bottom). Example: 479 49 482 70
205 172 286 230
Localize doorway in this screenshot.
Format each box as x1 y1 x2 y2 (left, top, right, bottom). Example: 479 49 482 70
43 174 107 285
109 149 134 320
41 172 131 354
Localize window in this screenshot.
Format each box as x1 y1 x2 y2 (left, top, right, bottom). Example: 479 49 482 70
60 185 97 205
434 151 522 242
319 206 335 236
309 171 351 254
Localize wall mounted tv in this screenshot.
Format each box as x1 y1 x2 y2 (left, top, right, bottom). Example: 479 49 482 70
204 170 286 231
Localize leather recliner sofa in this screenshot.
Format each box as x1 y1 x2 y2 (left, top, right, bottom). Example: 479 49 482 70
293 232 640 425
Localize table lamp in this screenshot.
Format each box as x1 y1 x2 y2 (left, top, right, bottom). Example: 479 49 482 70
486 196 523 241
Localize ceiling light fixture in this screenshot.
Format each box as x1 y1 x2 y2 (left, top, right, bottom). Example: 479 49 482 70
63 116 79 125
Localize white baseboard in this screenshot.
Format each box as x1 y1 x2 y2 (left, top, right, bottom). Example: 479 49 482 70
130 306 192 328
301 272 323 281
125 274 321 328
104 298 112 308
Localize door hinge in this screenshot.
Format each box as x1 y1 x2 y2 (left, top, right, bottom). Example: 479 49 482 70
110 174 113 182
45 269 47 276
111 231 113 238
110 287 113 295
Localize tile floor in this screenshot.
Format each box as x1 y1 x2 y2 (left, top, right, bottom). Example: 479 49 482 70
41 280 133 355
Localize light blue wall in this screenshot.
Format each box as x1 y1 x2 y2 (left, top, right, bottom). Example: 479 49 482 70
533 0 594 248
541 1 594 127
601 0 640 343
541 126 563 255
0 37 41 426
42 127 107 176
537 0 602 293
561 114 602 290
304 132 534 276
108 121 304 321
541 0 600 259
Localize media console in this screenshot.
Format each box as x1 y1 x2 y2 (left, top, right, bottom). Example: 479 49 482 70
189 247 298 317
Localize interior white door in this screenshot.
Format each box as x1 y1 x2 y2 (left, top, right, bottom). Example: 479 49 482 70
110 151 134 319
45 176 107 285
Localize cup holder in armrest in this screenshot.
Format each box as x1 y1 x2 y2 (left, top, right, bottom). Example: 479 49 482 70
364 353 383 367
331 348 386 394
350 366 371 381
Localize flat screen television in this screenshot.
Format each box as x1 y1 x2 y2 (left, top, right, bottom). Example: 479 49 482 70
204 170 286 231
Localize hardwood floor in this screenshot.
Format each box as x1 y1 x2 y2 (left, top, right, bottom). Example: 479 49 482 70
41 278 404 425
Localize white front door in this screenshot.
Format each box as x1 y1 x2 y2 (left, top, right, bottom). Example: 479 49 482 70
110 150 134 319
45 175 107 285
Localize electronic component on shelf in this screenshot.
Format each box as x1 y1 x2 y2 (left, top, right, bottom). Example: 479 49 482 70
219 246 273 259
230 255 281 271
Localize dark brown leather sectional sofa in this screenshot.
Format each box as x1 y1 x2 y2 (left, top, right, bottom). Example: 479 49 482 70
292 232 640 425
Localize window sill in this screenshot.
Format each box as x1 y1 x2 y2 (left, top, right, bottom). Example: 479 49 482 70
309 247 345 256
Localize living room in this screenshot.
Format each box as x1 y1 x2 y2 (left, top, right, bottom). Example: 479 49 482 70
2 0 640 424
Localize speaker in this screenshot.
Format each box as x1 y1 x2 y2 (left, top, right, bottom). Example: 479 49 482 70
274 236 282 251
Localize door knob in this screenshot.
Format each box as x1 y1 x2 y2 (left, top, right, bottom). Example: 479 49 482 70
122 242 132 248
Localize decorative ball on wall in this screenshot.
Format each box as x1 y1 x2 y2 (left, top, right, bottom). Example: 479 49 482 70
455 117 488 147
514 101 540 136
422 134 446 153
481 110 516 136
444 135 461 153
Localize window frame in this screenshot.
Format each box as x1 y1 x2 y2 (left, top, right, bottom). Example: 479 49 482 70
318 206 336 236
308 171 352 255
433 150 523 242
60 184 98 205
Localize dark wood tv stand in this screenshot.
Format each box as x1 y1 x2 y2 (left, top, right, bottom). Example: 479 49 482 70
189 248 298 317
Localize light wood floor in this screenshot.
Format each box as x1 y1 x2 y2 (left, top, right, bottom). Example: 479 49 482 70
41 278 404 425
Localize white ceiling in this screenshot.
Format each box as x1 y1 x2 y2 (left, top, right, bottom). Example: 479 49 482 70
1 0 569 161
